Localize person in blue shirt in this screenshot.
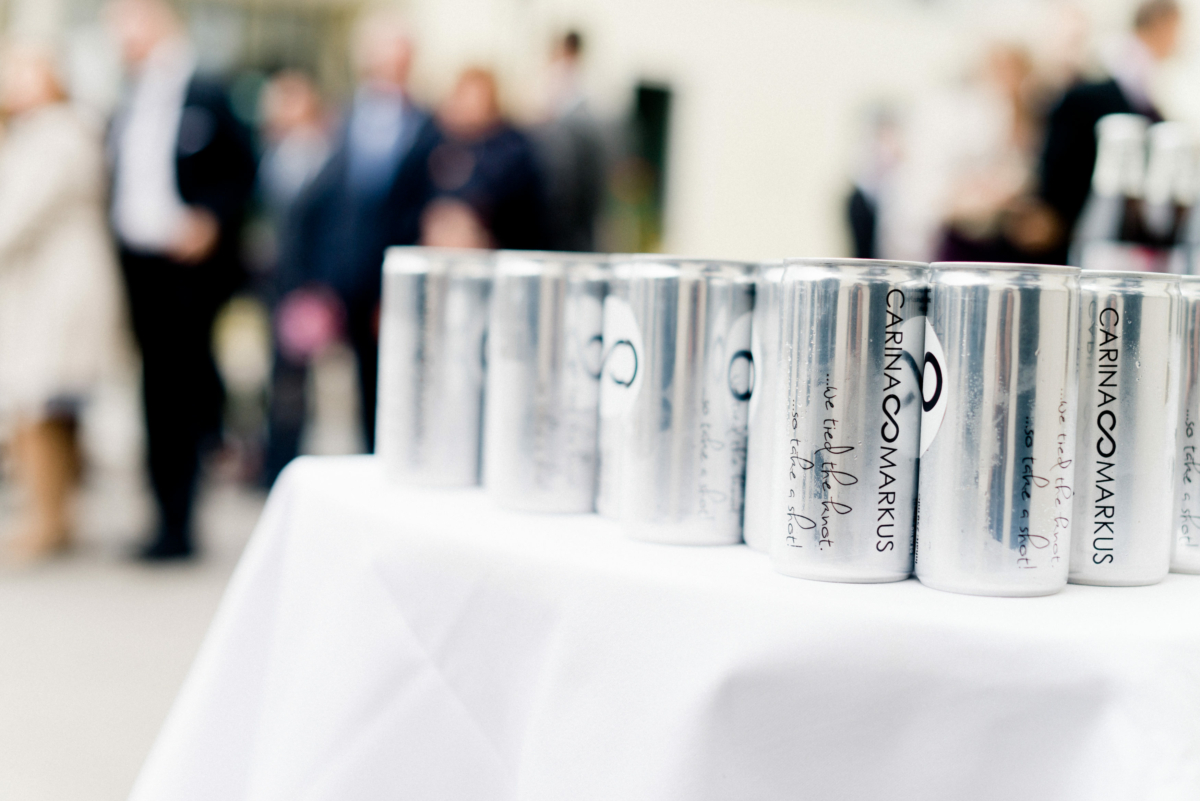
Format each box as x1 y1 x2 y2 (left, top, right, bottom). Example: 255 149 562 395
266 12 438 481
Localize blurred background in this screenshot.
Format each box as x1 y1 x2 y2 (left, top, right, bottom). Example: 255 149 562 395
1 0 1199 797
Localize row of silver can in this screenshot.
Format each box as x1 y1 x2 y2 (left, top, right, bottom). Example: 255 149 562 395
375 246 1200 596
375 247 754 534
756 262 1194 596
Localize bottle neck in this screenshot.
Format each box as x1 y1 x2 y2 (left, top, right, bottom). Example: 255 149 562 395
1091 136 1145 200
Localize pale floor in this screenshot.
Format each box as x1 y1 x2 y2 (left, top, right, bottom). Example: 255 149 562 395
0 473 263 801
0 345 363 801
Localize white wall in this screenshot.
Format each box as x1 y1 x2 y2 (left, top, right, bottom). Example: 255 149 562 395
7 0 64 43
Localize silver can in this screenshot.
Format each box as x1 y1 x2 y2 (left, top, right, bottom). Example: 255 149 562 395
376 246 493 486
1071 271 1181 586
770 259 926 582
1174 276 1200 573
597 256 755 544
915 263 1080 597
742 263 785 552
483 251 609 512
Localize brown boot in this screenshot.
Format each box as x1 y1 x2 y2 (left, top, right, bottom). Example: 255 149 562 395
7 416 79 561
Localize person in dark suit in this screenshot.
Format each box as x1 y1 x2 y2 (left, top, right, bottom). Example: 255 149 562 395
106 0 256 560
845 105 902 260
532 32 606 253
419 68 547 251
264 12 437 481
1038 0 1182 263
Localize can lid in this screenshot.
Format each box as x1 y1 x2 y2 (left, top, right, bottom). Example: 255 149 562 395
611 261 679 279
1078 268 1181 282
496 250 611 279
1179 275 1200 296
383 246 494 275
782 258 926 283
623 252 758 266
612 254 757 281
930 261 1078 274
785 256 927 270
495 249 611 261
756 262 788 282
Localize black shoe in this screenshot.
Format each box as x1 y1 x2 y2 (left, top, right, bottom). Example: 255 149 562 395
134 537 196 563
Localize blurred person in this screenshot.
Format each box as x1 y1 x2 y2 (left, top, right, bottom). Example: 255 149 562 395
420 197 493 249
1036 2 1094 93
531 31 606 252
258 70 330 225
0 43 124 561
1038 0 1183 262
880 43 1051 263
256 70 330 487
845 105 902 259
421 67 546 249
935 44 1056 262
268 11 437 480
106 0 257 560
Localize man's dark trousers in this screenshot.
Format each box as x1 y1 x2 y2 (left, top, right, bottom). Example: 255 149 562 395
120 249 227 552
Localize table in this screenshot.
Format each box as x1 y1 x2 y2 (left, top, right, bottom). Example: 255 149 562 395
129 456 1200 801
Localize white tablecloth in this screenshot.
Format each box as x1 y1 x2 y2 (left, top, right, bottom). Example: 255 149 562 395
130 456 1200 801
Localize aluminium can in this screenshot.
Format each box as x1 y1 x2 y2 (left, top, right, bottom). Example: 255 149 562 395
1174 276 1200 573
1071 271 1181 586
483 251 609 512
597 256 755 544
769 259 926 582
915 263 1080 597
742 263 785 552
376 246 493 486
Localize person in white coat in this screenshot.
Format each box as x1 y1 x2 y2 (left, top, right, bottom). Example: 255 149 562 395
0 44 124 560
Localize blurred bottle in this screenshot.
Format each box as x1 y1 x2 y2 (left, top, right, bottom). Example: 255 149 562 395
1141 121 1197 273
1182 173 1200 274
1071 113 1150 270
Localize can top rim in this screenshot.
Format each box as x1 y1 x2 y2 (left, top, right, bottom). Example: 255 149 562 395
784 257 927 269
496 249 612 262
384 246 493 274
930 261 1078 274
617 253 761 268
496 253 611 279
611 257 757 280
611 262 757 281
385 245 493 258
1078 269 1181 283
